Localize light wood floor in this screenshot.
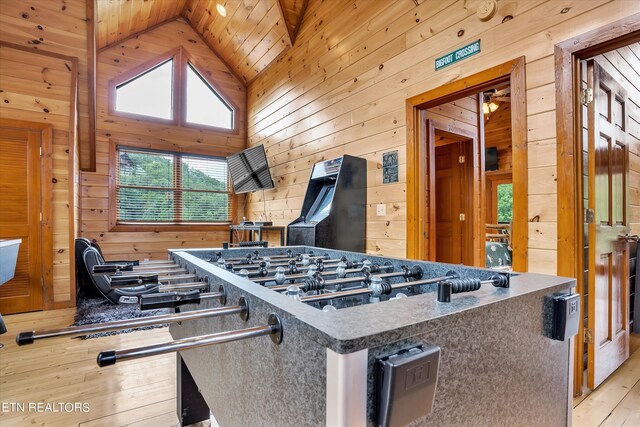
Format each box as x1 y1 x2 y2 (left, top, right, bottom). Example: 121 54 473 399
1 309 639 426
0 308 179 427
573 334 640 427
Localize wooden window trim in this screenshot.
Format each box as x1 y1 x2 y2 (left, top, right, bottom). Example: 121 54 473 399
180 49 240 134
486 172 513 225
108 47 239 134
108 48 180 126
108 139 236 232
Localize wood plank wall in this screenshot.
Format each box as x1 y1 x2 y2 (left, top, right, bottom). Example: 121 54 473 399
0 0 88 306
0 45 76 305
426 96 479 137
245 0 639 274
0 0 91 169
81 19 246 261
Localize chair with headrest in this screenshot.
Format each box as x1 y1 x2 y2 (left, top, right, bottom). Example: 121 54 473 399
82 246 160 304
76 238 100 298
76 237 146 297
87 239 140 266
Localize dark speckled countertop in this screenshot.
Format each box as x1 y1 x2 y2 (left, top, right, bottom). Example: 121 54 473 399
170 248 576 354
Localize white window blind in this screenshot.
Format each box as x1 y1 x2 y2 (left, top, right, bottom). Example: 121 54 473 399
116 147 231 224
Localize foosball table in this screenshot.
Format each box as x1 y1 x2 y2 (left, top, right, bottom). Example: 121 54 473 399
17 245 578 426
157 246 577 426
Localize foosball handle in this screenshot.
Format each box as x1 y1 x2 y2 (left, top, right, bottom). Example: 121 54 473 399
139 290 202 310
97 350 117 367
16 331 35 345
92 264 134 275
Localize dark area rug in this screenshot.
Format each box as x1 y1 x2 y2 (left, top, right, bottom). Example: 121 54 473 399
72 296 169 339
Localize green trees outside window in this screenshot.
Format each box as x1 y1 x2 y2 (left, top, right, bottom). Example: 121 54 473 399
496 183 513 223
117 147 231 224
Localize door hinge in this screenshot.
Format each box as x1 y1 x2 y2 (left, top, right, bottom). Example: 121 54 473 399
584 328 593 344
39 212 43 222
582 88 593 105
39 146 42 156
585 208 595 224
459 155 465 164
459 213 466 221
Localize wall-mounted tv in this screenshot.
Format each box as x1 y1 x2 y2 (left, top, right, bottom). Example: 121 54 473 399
485 147 499 171
227 145 275 194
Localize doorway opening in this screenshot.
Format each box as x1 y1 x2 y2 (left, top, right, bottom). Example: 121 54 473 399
406 58 526 271
431 123 475 265
555 16 640 399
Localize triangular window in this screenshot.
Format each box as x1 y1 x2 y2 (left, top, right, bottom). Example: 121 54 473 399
115 59 173 120
110 48 238 131
185 64 234 130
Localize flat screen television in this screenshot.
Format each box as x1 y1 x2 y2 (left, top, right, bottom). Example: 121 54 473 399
227 145 275 194
485 147 499 171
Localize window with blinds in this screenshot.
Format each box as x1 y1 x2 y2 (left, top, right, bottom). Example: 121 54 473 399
116 146 231 224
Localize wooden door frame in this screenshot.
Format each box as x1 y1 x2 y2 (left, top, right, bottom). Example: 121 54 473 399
428 120 479 265
406 57 527 271
554 15 640 397
0 41 79 310
0 118 54 310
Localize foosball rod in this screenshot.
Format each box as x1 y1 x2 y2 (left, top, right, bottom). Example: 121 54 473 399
220 251 332 263
140 287 226 310
239 261 356 278
279 266 423 292
211 249 313 263
97 313 283 367
242 256 378 272
300 274 510 304
241 258 382 277
130 264 184 272
436 275 510 302
266 267 405 291
227 257 342 270
250 263 393 284
212 253 321 264
15 300 248 346
299 273 457 303
158 282 210 292
109 274 199 288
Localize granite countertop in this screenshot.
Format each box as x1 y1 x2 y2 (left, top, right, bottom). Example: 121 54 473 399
171 250 576 353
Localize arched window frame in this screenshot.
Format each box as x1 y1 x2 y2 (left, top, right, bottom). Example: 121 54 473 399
108 47 239 134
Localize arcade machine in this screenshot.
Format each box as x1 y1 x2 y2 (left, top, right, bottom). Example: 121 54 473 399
287 155 366 252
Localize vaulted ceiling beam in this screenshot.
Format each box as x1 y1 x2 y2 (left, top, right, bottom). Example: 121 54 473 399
276 0 308 47
276 0 294 47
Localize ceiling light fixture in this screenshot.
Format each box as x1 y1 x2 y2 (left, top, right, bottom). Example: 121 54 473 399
483 100 499 115
216 3 227 17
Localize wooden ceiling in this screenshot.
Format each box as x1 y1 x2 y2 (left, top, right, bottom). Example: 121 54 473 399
96 0 308 85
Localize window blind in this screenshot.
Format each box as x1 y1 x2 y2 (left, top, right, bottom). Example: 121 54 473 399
116 147 231 224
